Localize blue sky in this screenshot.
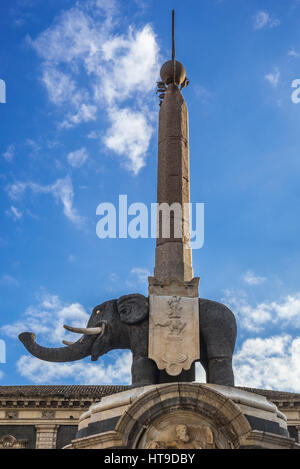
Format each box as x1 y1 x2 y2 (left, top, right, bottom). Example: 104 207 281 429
1 0 300 391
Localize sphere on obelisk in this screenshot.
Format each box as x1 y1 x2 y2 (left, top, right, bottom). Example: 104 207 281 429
160 60 186 86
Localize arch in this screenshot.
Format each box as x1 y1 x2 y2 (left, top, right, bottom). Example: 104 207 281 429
116 383 251 449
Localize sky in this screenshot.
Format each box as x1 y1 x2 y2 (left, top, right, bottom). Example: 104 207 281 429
1 0 300 391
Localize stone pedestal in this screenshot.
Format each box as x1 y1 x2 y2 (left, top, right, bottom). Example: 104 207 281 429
64 383 300 450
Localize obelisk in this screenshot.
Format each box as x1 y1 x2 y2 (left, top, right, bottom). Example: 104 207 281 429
148 11 200 379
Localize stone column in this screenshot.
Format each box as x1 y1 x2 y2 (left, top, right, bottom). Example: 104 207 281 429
148 60 200 381
154 83 193 283
35 424 58 449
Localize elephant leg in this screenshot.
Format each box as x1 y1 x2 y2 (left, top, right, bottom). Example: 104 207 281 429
205 340 235 387
199 335 233 385
199 299 237 387
199 338 209 382
131 355 158 387
207 356 234 387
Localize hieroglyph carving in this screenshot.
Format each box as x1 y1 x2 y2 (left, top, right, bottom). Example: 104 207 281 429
149 295 200 375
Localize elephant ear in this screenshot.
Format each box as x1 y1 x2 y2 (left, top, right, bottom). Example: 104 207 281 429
117 294 149 325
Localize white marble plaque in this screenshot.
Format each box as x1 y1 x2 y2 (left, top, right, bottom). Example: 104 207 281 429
149 295 200 376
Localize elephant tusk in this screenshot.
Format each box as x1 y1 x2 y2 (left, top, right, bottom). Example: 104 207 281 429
63 325 103 335
62 340 75 346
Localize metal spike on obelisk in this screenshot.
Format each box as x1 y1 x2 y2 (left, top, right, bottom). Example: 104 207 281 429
148 10 200 379
172 9 176 86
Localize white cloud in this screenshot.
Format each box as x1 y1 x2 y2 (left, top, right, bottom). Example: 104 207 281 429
109 272 119 282
288 48 300 58
97 24 159 103
271 294 300 322
87 130 101 139
67 147 89 168
40 66 97 127
5 206 23 221
0 275 19 287
41 68 77 105
1 293 89 345
130 267 151 283
26 208 39 221
194 85 212 102
29 1 160 174
26 139 41 154
61 103 98 129
234 335 300 391
223 289 300 332
2 144 15 162
28 4 111 64
195 362 206 383
6 176 85 227
253 11 280 30
0 371 4 380
67 254 75 263
265 67 280 87
7 182 27 200
16 350 132 384
104 107 153 174
48 177 85 226
243 270 266 286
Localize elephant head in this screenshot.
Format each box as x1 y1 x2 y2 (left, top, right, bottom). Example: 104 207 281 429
19 294 149 363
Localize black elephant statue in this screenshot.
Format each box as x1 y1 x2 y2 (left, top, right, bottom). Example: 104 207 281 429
19 294 237 387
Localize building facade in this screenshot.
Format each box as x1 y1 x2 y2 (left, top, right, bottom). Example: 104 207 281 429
0 385 300 449
0 385 128 449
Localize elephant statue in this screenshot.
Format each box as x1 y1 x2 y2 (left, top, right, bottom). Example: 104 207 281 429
19 294 237 387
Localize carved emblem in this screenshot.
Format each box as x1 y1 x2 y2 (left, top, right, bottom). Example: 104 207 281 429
149 295 200 376
5 410 18 419
146 424 214 450
1 434 28 449
1 435 16 448
42 410 56 419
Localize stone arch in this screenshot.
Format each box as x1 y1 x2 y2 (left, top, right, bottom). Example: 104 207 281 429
116 383 251 449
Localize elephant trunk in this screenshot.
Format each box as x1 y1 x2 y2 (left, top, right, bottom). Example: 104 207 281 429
19 332 93 363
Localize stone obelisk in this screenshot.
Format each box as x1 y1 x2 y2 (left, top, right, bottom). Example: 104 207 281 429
148 11 200 379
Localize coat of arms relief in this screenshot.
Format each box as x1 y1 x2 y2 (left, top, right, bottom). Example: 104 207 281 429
149 295 200 376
